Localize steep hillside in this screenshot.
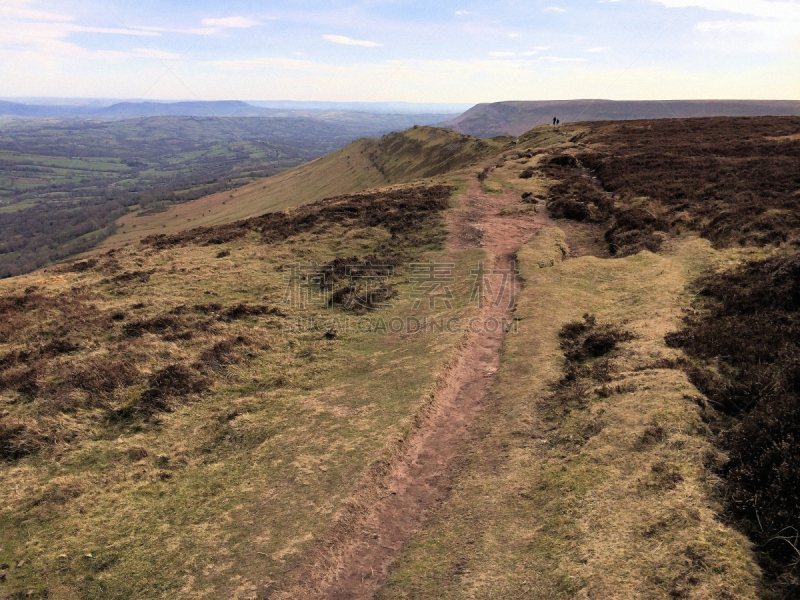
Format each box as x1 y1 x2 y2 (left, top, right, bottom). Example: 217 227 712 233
0 184 473 599
102 126 502 249
445 100 800 137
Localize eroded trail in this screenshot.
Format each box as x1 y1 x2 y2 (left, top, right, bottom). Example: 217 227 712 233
283 182 542 599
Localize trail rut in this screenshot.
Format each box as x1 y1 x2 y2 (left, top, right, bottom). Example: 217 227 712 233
279 181 543 599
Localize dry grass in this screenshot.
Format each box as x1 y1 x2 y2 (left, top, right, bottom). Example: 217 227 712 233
0 118 786 599
0 183 488 599
379 230 761 599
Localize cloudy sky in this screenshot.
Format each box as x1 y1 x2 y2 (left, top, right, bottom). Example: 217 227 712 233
1 0 798 103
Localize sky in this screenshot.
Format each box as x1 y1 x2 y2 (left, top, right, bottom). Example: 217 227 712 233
0 0 798 103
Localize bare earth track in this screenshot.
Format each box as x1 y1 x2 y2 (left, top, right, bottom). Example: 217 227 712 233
277 182 543 599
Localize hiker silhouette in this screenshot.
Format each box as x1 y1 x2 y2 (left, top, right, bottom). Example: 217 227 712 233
557 118 560 125
553 117 557 126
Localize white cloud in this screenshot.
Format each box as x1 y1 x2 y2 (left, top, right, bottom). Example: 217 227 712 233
695 19 798 34
0 3 74 22
0 21 161 44
521 47 552 56
586 46 607 52
323 34 382 47
508 32 520 38
544 6 566 12
455 10 471 16
541 56 588 62
133 48 182 61
489 51 516 57
651 0 800 21
207 57 317 71
201 17 261 29
69 25 161 36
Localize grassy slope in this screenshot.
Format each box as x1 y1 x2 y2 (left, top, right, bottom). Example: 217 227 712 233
103 126 501 250
0 181 490 598
0 120 775 598
378 126 769 599
380 229 762 600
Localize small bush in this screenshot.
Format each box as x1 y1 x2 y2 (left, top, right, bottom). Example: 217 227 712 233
546 316 635 438
41 339 80 357
0 366 39 397
108 270 152 284
123 314 186 338
67 359 140 396
66 259 98 273
559 314 634 362
197 337 248 371
219 304 284 321
549 154 579 168
138 364 209 414
548 198 591 222
0 417 41 460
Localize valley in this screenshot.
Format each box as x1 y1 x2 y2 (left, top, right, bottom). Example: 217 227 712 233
0 112 455 278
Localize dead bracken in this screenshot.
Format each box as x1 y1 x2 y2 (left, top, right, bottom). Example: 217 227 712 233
543 117 800 256
141 185 453 250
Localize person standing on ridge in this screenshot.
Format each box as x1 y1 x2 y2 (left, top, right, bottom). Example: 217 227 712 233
553 117 557 126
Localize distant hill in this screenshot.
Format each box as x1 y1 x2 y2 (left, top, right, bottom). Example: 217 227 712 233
0 99 465 121
0 100 90 118
93 100 277 119
0 100 276 119
444 100 800 137
248 100 473 114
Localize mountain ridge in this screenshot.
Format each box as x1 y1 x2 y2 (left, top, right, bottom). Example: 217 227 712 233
444 99 800 137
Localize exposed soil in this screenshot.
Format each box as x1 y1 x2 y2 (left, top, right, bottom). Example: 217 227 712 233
278 181 542 599
447 182 543 255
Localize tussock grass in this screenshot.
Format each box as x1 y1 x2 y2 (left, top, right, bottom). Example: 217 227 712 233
380 233 760 599
0 185 486 598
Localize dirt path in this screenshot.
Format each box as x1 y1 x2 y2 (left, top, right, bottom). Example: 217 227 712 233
280 181 543 599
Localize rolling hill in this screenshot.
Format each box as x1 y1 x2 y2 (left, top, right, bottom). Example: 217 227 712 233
444 99 800 137
102 126 504 249
0 115 465 278
0 99 463 122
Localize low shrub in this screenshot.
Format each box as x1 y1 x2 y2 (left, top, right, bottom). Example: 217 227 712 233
559 314 634 362
666 250 800 589
67 359 140 396
138 364 210 414
123 314 186 337
197 337 248 371
0 417 41 460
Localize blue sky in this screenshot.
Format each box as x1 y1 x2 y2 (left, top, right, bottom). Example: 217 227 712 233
0 0 798 102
